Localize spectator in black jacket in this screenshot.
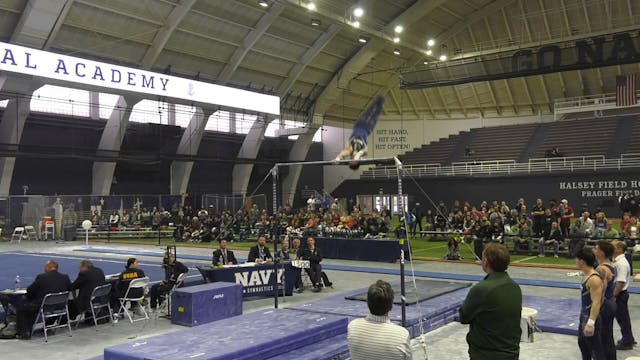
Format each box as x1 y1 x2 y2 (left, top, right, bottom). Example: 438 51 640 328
15 260 71 339
538 222 563 258
69 259 105 320
150 254 188 310
298 237 324 292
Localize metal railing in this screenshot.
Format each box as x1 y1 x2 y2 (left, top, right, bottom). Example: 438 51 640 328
360 154 640 180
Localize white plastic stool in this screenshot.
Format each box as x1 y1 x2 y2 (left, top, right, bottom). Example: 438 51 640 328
43 222 55 241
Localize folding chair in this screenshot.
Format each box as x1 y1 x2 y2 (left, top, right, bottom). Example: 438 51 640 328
156 272 188 318
10 227 24 243
75 283 113 329
31 291 72 342
118 277 149 323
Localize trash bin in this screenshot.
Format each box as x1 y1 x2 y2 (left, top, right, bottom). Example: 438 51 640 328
63 225 76 241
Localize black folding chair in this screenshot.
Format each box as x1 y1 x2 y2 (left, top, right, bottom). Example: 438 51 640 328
75 283 113 329
31 291 72 342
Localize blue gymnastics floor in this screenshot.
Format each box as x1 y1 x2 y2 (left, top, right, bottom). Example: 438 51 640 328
74 247 640 294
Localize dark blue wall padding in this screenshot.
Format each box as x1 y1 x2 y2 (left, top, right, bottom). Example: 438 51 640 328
171 282 242 327
103 309 348 360
523 295 580 336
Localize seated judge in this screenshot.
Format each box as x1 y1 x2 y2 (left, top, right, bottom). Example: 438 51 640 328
291 238 302 259
212 239 237 266
248 236 273 263
277 240 291 261
150 254 188 310
113 258 146 312
69 259 105 320
298 237 324 292
15 261 71 339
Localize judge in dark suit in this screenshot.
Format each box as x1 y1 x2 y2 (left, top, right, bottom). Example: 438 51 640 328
15 260 72 339
69 259 105 319
298 237 324 292
212 239 237 266
247 236 272 263
277 240 291 261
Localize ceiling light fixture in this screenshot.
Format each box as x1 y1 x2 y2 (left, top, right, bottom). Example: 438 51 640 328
423 60 429 65
352 20 360 28
358 35 369 43
426 49 432 55
311 18 321 26
393 37 400 43
393 48 401 55
427 39 435 47
258 0 269 7
306 2 316 11
353 7 364 18
394 25 403 33
439 54 447 61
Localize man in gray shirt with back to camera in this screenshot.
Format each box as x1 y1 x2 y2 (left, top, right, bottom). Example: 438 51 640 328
347 280 412 360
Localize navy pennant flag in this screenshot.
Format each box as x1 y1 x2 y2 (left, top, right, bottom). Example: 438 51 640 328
616 74 637 107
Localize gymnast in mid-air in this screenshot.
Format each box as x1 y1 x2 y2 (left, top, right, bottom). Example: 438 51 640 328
334 95 384 169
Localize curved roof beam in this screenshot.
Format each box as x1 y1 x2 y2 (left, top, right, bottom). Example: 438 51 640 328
12 0 73 49
217 2 285 84
140 0 198 69
434 0 517 45
312 0 447 116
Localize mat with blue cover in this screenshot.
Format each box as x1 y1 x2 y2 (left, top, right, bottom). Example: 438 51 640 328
345 279 470 305
290 279 470 338
523 295 580 336
103 309 348 360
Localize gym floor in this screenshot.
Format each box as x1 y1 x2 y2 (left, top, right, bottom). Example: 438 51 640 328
1 240 639 360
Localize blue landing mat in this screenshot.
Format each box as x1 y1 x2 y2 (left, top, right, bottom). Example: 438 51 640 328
345 279 471 305
266 334 350 360
523 295 580 336
103 309 348 360
289 285 469 338
75 247 640 294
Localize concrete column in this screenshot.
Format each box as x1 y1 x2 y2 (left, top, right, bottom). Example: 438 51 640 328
167 102 176 126
89 91 100 120
0 79 39 196
169 107 211 195
231 115 270 195
92 95 140 195
280 124 319 206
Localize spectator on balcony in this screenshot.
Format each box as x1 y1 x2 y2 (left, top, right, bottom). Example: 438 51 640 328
531 198 545 237
559 199 574 238
464 145 475 157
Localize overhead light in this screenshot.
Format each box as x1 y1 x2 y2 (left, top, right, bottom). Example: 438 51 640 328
311 18 321 26
353 7 364 18
306 2 316 11
393 48 401 55
393 37 400 43
394 25 403 33
258 0 269 7
427 39 435 47
439 54 447 61
358 35 369 43
426 49 432 55
423 60 429 65
351 20 360 28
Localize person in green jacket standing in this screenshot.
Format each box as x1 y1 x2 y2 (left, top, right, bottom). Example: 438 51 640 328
460 243 523 360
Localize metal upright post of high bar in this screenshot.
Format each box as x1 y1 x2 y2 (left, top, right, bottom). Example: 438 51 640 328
271 165 279 309
395 157 407 328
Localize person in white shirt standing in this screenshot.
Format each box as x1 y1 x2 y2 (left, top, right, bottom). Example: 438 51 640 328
612 240 635 350
347 280 412 360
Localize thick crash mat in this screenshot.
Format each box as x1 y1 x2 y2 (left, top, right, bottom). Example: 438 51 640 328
171 281 242 327
345 279 470 305
103 309 348 360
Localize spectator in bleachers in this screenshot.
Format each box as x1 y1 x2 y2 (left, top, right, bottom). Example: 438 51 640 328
515 198 526 214
531 198 545 237
593 211 608 238
515 221 533 251
569 219 586 257
538 222 562 258
603 220 620 240
91 210 100 225
559 199 574 237
108 210 119 231
579 212 595 236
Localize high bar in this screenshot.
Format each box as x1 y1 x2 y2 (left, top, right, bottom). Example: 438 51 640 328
274 157 402 168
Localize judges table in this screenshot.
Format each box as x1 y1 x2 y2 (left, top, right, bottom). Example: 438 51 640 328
312 237 404 263
197 262 300 298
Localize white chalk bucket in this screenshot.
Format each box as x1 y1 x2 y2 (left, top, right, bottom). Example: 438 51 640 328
521 307 538 342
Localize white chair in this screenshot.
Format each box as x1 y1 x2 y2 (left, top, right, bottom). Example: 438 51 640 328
156 272 188 318
24 225 38 241
10 227 24 243
76 283 114 329
43 222 55 241
31 291 72 342
118 277 150 323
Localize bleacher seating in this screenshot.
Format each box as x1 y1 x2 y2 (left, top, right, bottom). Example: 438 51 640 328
399 134 460 165
624 120 640 154
462 123 538 163
535 118 618 158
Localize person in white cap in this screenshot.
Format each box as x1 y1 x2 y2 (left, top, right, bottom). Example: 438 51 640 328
559 199 574 238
